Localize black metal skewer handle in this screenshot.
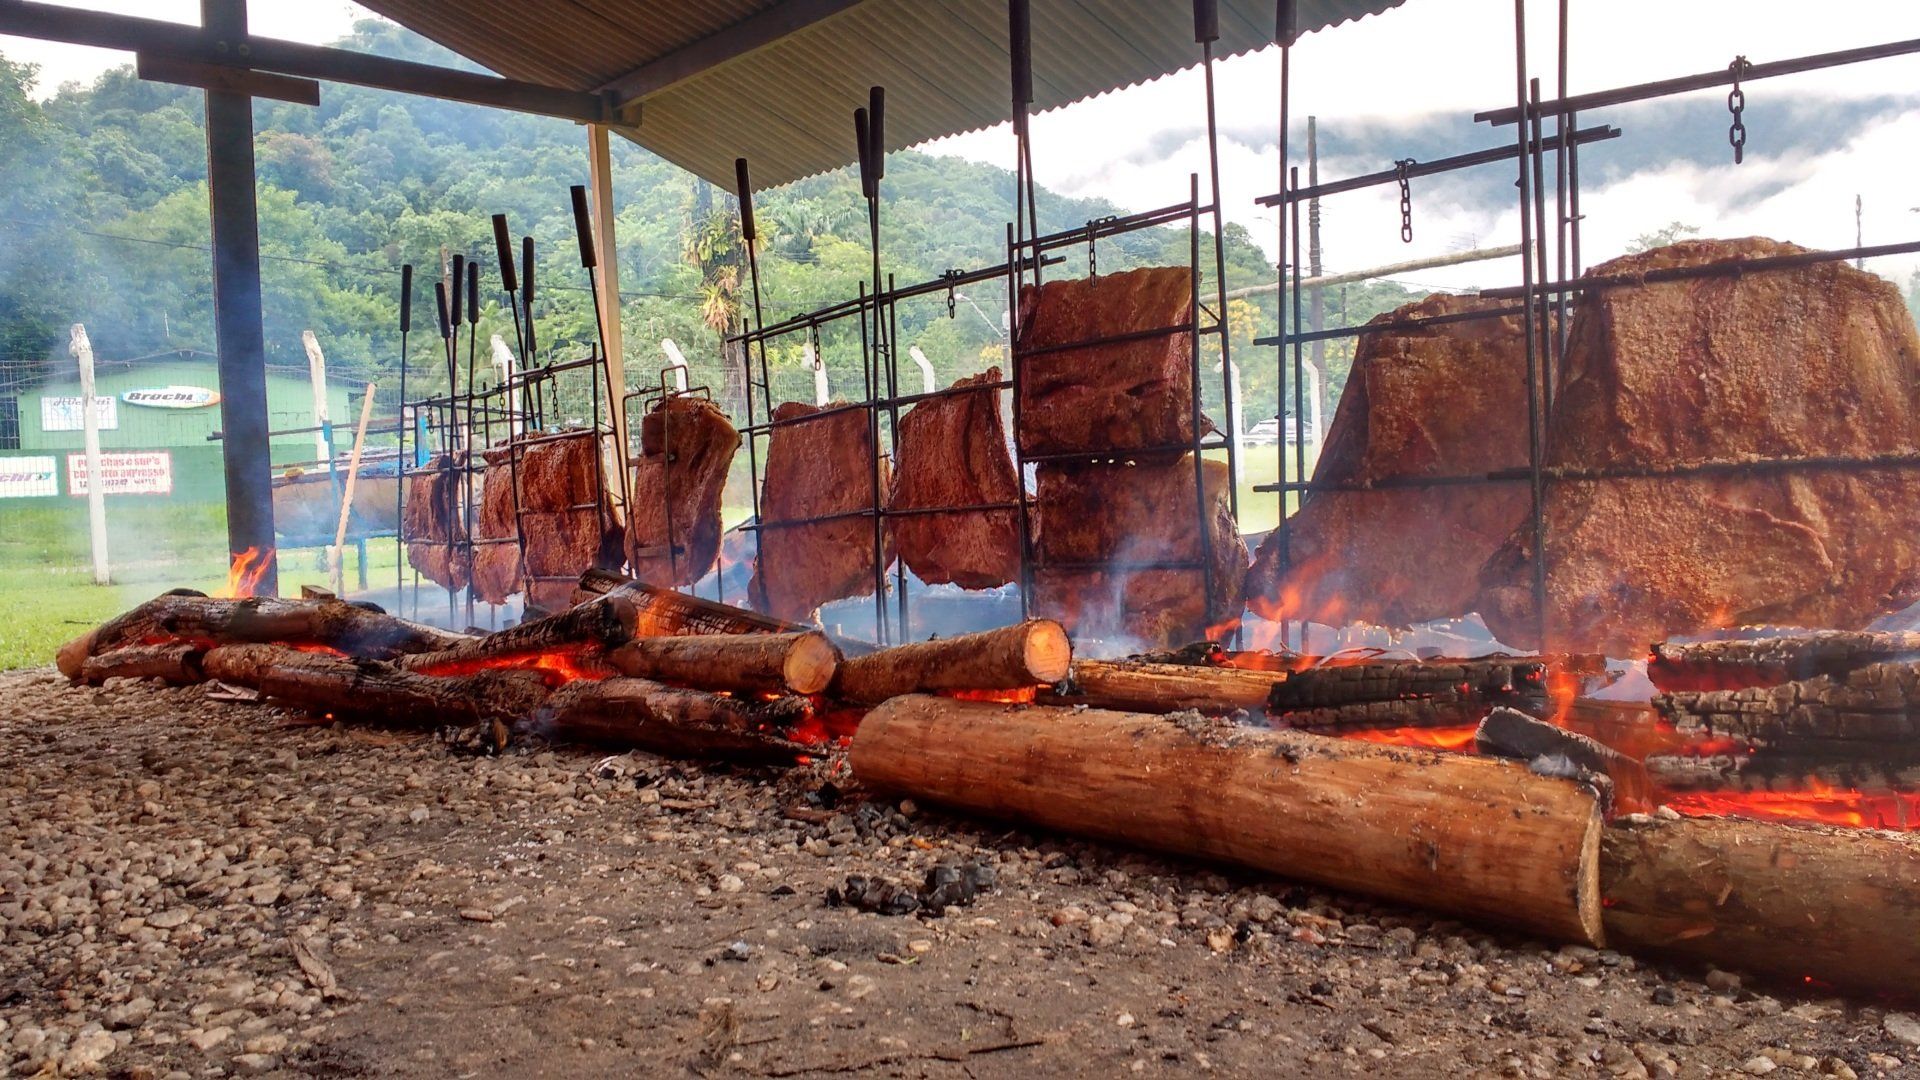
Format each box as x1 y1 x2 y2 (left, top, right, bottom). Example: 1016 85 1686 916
868 86 886 184
399 264 413 333
735 157 756 242
570 184 597 269
434 280 451 339
492 214 517 293
855 107 874 199
466 261 479 324
449 253 465 327
1194 0 1219 43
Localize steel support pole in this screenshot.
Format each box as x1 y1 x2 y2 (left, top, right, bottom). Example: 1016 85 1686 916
202 0 277 595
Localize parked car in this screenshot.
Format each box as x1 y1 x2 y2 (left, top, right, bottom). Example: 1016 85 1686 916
1245 417 1312 445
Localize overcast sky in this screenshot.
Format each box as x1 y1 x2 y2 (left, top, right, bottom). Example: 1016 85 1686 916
7 0 1918 291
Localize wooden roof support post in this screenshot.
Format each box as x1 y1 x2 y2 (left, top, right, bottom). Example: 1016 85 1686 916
203 0 278 596
586 122 628 517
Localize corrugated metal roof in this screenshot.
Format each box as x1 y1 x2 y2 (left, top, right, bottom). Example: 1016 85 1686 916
356 0 1406 189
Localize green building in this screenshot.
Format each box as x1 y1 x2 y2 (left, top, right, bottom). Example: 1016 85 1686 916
0 350 358 504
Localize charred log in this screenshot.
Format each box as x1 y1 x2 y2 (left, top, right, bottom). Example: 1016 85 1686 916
396 593 641 673
1039 659 1285 714
851 695 1605 945
1267 659 1550 712
202 644 552 728
1477 707 1652 813
1655 661 1920 754
1601 813 1920 999
532 677 814 763
607 631 841 696
1646 753 1920 793
78 643 205 685
575 570 809 637
830 621 1071 705
58 593 470 679
1648 631 1920 693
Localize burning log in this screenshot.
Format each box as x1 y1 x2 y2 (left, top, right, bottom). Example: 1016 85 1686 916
203 644 552 728
607 631 841 696
1648 631 1920 692
1277 695 1504 734
575 569 808 636
1646 753 1920 794
1266 658 1549 711
534 677 814 763
1656 661 1920 754
1039 659 1285 714
58 592 470 679
1476 707 1652 813
1600 813 1920 999
78 642 205 685
851 696 1605 945
396 593 640 673
830 620 1071 705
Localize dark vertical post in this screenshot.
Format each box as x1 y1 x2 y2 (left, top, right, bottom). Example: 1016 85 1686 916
1307 115 1324 432
202 0 276 595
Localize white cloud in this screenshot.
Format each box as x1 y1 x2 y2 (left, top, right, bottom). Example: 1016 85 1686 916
921 0 1920 290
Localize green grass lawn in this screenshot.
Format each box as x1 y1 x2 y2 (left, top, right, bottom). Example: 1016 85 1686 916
0 447 1312 671
0 502 405 670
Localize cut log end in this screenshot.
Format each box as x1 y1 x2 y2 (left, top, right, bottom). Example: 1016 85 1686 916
1022 620 1073 684
784 631 842 696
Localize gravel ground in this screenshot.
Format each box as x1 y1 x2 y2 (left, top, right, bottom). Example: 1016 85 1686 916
3 666 1917 1079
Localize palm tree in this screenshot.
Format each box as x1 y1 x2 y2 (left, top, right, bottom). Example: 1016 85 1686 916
682 179 746 413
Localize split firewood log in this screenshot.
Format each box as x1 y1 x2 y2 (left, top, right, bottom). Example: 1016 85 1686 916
851 695 1605 945
58 591 470 680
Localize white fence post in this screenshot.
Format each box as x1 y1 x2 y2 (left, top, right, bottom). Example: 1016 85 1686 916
70 323 109 585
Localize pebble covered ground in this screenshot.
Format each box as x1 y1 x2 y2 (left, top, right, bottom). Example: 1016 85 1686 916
3 666 1918 1078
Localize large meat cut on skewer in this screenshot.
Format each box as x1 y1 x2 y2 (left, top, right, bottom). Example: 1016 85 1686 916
1474 238 1920 655
510 430 623 613
403 453 468 592
627 394 741 588
748 401 892 624
469 446 522 605
1015 266 1208 455
1245 294 1531 626
887 368 1021 589
1032 454 1246 648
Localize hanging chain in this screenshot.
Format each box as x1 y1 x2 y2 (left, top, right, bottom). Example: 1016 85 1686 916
1394 159 1415 243
1727 56 1750 164
1087 221 1099 278
943 269 961 318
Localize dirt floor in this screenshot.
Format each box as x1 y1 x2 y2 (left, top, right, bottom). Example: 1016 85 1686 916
3 667 1917 1079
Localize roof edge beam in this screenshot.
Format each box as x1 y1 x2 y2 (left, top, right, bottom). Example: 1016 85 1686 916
599 0 870 105
0 0 610 123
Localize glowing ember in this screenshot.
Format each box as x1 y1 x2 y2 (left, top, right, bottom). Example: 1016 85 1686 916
414 648 612 685
942 687 1041 704
1343 724 1481 753
1663 788 1920 832
221 547 274 598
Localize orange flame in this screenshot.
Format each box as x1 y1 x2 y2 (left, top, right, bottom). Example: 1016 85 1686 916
413 647 613 686
221 547 273 598
1343 724 1481 753
1662 784 1920 831
942 686 1041 705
